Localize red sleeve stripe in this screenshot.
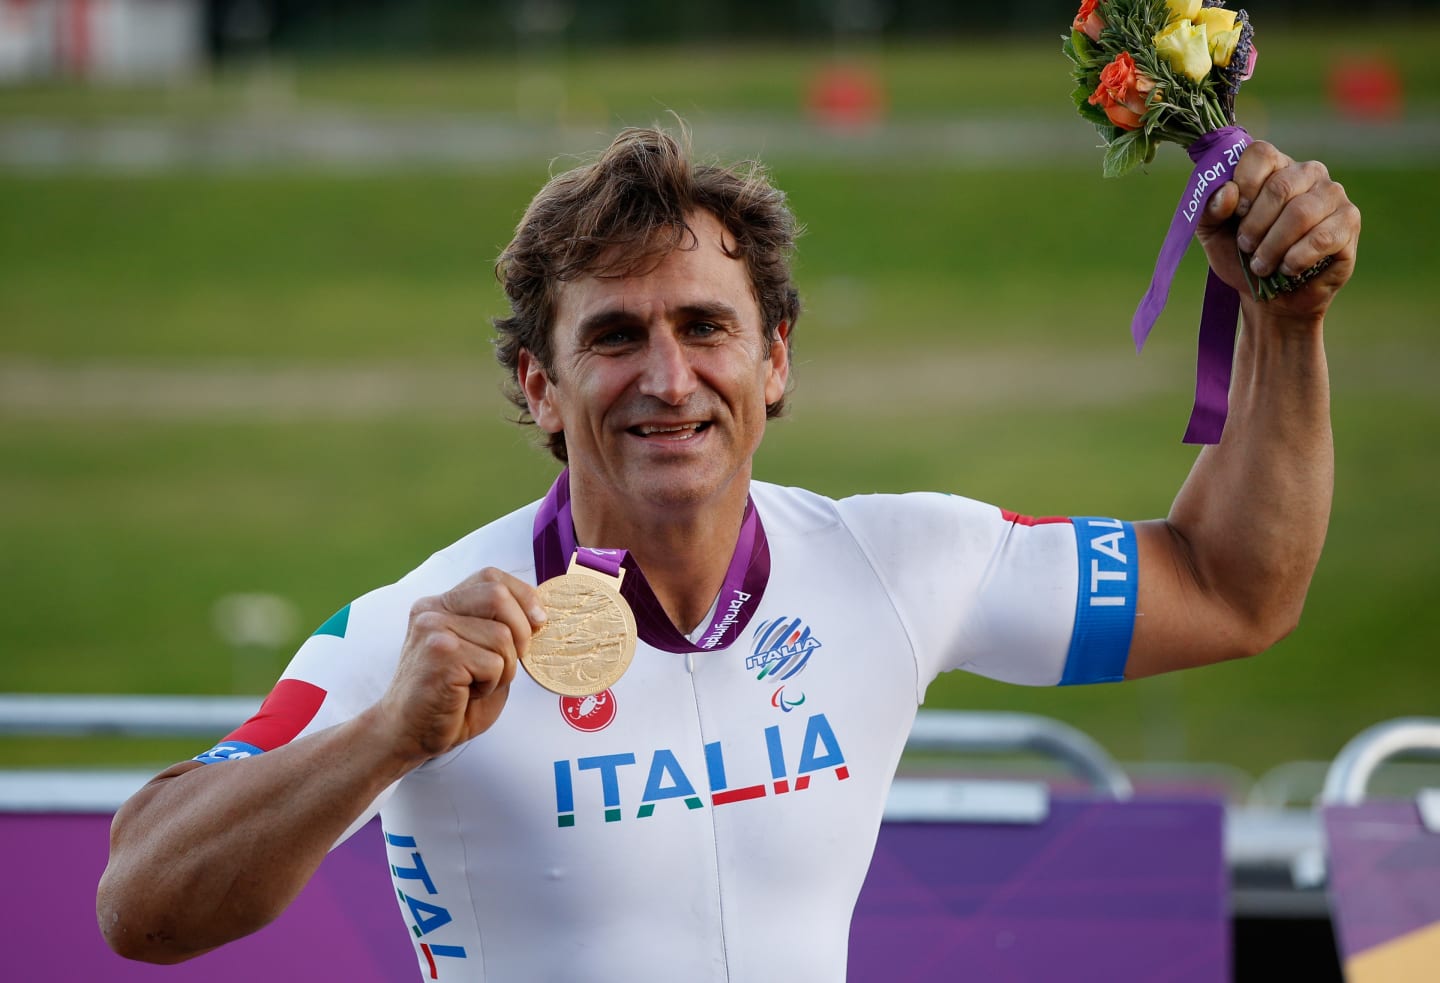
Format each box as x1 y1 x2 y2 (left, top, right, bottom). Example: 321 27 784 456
223 678 328 751
999 509 1072 527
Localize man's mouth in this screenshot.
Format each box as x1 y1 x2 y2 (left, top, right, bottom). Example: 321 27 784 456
629 422 711 440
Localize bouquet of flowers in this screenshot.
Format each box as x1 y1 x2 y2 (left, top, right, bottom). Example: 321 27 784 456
1063 0 1328 442
1066 0 1255 181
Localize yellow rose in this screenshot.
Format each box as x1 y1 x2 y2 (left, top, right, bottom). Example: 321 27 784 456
1164 0 1201 22
1194 7 1237 33
1154 19 1212 83
1209 26 1241 66
1194 9 1239 67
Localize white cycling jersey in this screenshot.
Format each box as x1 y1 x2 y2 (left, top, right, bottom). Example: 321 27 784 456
197 481 1138 982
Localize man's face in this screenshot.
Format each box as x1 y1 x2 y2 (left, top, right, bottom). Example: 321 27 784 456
520 210 789 519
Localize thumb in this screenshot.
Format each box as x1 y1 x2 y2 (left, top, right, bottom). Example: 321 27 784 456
1193 180 1248 291
1196 180 1240 238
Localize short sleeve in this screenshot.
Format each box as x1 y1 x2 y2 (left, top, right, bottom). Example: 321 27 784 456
190 584 414 845
835 493 1137 694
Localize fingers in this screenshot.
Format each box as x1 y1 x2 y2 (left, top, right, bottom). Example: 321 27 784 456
1228 143 1360 280
439 568 546 662
386 568 547 756
419 568 545 690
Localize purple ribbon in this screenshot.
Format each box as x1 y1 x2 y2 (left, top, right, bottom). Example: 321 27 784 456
532 470 771 653
1131 125 1252 444
573 546 626 578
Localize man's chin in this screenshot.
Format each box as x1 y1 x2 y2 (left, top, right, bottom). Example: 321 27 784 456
631 468 747 513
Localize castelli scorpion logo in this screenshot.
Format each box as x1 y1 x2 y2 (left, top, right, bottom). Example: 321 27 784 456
560 689 617 733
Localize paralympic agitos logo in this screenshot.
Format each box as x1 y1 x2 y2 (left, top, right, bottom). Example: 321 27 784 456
746 615 821 712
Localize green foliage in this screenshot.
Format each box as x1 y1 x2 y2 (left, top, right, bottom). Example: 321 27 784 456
1102 129 1147 177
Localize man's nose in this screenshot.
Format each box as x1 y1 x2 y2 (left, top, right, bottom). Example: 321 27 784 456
637 332 699 405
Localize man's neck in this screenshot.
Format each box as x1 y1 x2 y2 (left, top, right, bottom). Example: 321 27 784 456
569 482 750 635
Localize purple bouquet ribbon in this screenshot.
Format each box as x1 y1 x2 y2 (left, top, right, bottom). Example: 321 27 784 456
532 470 771 654
1131 125 1252 444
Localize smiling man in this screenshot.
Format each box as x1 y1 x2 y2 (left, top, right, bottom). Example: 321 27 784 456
518 207 789 633
98 125 1361 981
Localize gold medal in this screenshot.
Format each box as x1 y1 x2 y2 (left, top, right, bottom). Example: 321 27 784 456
522 558 637 697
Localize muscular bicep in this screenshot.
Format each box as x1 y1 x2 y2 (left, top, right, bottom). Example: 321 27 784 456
1125 519 1258 679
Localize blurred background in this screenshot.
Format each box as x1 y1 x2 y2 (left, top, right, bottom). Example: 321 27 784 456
1 0 1437 804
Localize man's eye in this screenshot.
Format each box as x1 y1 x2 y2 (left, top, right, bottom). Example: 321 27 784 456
690 322 719 337
595 330 634 347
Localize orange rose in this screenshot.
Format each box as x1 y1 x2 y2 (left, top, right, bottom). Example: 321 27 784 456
1087 51 1156 131
1072 0 1105 42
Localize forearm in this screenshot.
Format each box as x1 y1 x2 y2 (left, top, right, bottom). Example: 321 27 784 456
1167 303 1334 648
97 704 418 963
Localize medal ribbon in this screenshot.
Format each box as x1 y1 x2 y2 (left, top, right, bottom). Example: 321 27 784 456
1131 125 1251 445
532 470 771 653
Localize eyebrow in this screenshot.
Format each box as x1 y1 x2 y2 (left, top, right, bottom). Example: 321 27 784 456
574 301 743 339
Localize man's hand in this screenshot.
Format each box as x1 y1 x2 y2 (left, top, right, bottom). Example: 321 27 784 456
1196 140 1362 323
379 568 547 763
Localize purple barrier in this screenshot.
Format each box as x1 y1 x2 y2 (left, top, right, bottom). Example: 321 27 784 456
1325 800 1440 981
851 796 1229 982
7 797 1227 981
8 813 417 981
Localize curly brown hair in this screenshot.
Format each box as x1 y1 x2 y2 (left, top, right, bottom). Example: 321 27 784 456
493 123 803 462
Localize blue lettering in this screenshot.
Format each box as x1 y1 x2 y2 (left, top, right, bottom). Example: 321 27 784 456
390 849 438 896
554 717 854 823
764 724 787 780
703 740 728 792
798 713 846 773
578 752 636 808
401 892 453 937
641 749 697 802
553 760 574 813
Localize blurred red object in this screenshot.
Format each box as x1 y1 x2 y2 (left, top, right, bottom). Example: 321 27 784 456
805 64 887 128
1327 56 1404 121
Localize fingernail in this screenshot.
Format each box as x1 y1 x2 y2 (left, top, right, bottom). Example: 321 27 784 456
1236 233 1255 253
531 606 548 624
1236 197 1252 217
1249 255 1271 277
1279 261 1298 278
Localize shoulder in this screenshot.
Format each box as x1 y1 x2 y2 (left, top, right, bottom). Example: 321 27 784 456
328 498 542 637
751 481 1006 543
404 498 541 592
749 481 843 535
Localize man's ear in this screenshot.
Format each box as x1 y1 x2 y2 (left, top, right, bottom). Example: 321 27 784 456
764 320 791 407
518 350 562 433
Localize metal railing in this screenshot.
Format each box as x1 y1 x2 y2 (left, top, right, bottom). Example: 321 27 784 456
904 709 1133 800
0 692 1351 916
1320 716 1440 806
0 693 261 738
0 695 1132 812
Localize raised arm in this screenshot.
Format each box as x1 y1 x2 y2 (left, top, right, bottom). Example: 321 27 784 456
1124 141 1361 678
96 567 544 962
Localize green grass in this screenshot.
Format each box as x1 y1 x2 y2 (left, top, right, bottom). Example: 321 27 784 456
2 31 1438 781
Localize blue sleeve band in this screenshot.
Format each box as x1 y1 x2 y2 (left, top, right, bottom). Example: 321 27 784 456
1059 517 1138 686
194 740 265 764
